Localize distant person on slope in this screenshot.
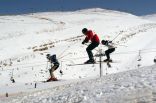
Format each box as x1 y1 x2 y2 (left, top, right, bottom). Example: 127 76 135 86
46 54 59 82
82 28 100 64
101 40 116 62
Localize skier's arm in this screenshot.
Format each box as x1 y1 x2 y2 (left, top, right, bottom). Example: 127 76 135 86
82 37 89 44
82 32 92 44
108 41 116 46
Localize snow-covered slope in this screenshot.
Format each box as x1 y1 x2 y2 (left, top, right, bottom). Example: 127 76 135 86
1 65 156 103
0 8 156 101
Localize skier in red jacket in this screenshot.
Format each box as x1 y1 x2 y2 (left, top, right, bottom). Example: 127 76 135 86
82 28 100 64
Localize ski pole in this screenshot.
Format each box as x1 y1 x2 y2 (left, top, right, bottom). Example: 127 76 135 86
113 43 128 47
58 45 71 58
59 61 63 75
117 44 127 47
58 53 72 60
58 41 79 58
111 31 123 42
46 61 48 69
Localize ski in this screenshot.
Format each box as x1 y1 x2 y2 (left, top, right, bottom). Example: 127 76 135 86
67 63 98 66
67 60 120 66
97 60 120 63
37 79 59 83
107 62 111 68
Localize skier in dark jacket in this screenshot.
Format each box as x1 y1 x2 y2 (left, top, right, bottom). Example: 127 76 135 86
46 54 59 81
82 28 100 64
101 40 116 62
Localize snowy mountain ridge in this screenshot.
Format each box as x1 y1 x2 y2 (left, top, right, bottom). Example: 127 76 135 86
142 14 156 22
0 0 156 15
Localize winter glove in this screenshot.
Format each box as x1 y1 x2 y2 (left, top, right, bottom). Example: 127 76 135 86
82 41 85 44
109 41 112 43
60 70 63 74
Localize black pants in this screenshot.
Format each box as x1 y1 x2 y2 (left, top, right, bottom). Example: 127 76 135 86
86 42 99 60
49 64 59 77
105 48 115 60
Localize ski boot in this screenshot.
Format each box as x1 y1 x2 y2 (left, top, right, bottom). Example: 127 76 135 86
104 59 112 62
46 77 58 82
84 59 96 64
95 53 105 57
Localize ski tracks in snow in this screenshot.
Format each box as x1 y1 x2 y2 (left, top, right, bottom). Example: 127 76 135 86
115 23 156 45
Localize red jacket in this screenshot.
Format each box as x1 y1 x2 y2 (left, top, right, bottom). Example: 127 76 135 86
84 30 100 43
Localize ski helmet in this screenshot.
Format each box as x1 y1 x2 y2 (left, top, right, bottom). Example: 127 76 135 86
82 28 88 34
51 54 56 59
46 54 51 58
101 40 108 45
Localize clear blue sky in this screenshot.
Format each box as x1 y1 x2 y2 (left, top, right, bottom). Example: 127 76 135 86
0 0 156 15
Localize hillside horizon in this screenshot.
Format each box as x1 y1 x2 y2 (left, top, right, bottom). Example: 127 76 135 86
0 0 156 16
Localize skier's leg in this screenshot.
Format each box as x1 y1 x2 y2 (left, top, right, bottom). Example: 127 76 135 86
86 44 93 60
105 48 115 61
109 48 115 54
49 69 52 76
50 65 58 78
47 65 59 82
86 43 99 60
105 49 110 60
108 48 115 59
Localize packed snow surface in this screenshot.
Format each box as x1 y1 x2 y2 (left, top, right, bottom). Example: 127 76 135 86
1 65 156 103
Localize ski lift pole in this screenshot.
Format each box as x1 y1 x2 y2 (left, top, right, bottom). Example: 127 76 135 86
99 49 103 77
